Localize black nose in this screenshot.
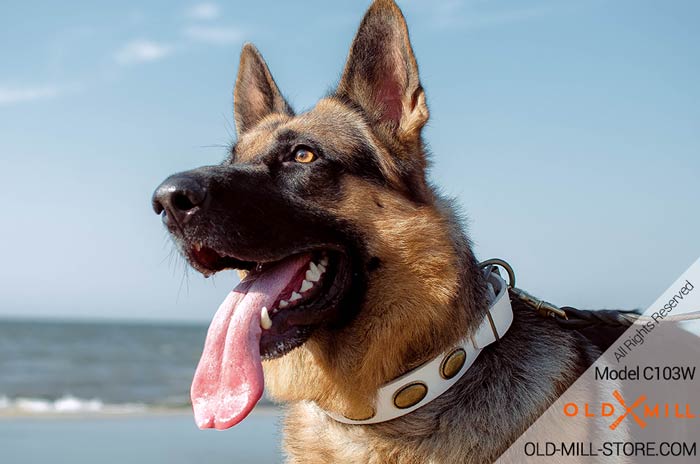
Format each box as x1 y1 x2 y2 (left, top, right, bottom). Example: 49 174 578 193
152 174 208 226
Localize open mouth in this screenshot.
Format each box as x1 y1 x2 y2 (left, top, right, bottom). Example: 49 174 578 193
187 244 351 430
189 245 348 359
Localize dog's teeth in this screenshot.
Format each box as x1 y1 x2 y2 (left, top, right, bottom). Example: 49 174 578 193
260 306 272 330
307 262 324 281
318 263 326 273
320 256 329 266
279 300 289 308
290 292 302 302
300 280 313 293
305 268 320 282
193 242 202 252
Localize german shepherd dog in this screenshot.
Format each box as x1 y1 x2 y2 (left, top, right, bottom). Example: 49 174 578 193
152 1 614 462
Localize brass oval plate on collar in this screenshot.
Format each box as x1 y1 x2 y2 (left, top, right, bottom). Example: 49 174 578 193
393 382 428 409
342 405 375 422
440 348 467 379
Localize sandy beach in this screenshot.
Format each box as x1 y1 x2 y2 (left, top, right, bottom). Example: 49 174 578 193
1 408 282 464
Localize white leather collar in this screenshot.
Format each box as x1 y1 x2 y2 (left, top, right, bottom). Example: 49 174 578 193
326 267 514 425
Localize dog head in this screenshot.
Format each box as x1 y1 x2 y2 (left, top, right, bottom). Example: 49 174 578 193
153 0 484 425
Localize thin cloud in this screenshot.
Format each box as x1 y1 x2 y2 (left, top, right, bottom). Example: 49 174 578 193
411 0 560 30
115 40 174 65
461 5 556 29
186 3 221 21
0 86 60 105
184 25 243 44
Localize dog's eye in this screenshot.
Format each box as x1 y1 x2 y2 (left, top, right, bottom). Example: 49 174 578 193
293 147 317 164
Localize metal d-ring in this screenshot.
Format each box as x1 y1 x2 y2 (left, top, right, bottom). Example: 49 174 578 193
479 258 516 288
479 258 568 320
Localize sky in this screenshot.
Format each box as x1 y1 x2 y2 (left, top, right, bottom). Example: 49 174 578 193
0 0 698 323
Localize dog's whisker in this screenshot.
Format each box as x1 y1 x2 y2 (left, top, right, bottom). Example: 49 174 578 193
175 257 191 302
198 144 229 149
160 236 180 267
221 112 235 141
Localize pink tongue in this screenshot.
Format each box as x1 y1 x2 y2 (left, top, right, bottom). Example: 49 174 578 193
191 254 310 430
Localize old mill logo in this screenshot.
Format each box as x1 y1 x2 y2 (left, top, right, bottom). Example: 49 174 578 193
563 390 697 430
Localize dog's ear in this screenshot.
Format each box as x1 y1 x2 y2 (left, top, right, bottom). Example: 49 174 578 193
233 43 293 136
336 0 428 141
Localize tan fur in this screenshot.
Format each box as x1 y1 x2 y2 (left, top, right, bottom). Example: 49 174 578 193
264 177 472 420
235 113 292 161
234 99 406 190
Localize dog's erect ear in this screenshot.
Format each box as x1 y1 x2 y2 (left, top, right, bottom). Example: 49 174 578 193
336 0 428 141
233 43 293 136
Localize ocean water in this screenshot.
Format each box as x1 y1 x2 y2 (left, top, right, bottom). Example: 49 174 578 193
0 319 283 463
0 318 272 414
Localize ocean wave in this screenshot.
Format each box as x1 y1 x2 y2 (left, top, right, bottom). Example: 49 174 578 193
0 394 151 415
